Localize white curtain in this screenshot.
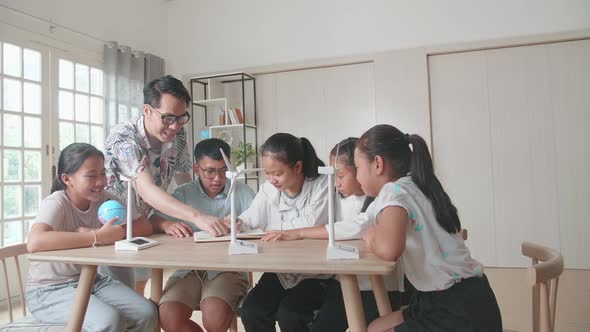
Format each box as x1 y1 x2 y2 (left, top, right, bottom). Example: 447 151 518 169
104 41 165 133
102 42 165 286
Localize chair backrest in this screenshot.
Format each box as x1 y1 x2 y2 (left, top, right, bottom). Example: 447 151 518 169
0 243 28 322
521 242 564 332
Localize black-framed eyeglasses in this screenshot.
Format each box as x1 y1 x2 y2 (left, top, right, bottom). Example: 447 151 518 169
196 164 228 179
147 105 191 125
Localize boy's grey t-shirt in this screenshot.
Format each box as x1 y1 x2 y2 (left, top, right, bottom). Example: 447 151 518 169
153 178 255 279
27 191 108 289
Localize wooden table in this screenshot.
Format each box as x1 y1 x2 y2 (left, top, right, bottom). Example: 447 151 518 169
28 234 396 332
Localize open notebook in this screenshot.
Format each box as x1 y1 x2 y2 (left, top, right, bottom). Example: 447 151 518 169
193 228 266 243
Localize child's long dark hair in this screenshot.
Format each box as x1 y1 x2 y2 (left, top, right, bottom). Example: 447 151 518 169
357 124 461 234
330 137 357 168
260 133 324 179
51 143 104 193
331 137 375 209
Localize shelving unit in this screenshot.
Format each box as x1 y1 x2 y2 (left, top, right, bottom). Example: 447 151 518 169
189 72 259 191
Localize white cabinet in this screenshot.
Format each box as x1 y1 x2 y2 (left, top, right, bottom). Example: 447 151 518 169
430 50 498 266
429 39 590 268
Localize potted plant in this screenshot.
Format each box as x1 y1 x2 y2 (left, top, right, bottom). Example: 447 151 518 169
232 141 256 171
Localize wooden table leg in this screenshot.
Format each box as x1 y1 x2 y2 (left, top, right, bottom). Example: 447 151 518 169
340 274 367 332
150 268 164 332
66 265 97 332
370 275 392 316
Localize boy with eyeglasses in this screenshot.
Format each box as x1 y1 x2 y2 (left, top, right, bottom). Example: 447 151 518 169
150 138 255 332
103 76 231 292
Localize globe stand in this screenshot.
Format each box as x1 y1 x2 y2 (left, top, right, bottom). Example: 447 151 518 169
115 237 159 251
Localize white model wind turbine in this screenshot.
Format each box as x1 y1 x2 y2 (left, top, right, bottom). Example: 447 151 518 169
115 165 159 251
220 148 264 255
318 144 359 260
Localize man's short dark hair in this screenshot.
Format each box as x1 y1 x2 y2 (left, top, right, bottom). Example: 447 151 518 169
144 75 191 108
194 138 231 162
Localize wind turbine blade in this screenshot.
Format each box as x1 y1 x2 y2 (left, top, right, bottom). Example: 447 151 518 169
219 148 236 173
334 143 340 172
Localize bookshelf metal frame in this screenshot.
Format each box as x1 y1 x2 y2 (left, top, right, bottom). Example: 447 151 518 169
189 72 259 190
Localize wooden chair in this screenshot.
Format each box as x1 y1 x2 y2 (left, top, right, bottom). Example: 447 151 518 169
228 313 239 332
521 241 564 332
1 244 26 323
0 243 65 331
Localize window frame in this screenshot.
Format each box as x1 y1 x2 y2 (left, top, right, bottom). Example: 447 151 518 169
51 49 106 155
0 33 105 248
0 33 51 247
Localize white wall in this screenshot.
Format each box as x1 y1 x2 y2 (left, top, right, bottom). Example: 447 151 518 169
4 0 589 79
166 0 590 77
0 0 168 58
256 62 376 161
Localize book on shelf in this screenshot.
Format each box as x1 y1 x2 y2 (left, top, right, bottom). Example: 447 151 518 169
227 108 236 125
193 228 266 242
234 108 244 124
215 107 244 125
228 108 244 124
218 107 226 125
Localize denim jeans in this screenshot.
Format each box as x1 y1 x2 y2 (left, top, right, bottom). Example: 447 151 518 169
27 274 157 332
98 266 152 288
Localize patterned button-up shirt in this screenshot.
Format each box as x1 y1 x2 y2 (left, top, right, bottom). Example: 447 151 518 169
104 116 192 215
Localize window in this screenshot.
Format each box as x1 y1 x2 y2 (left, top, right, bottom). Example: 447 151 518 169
0 39 105 247
1 41 43 246
58 59 105 150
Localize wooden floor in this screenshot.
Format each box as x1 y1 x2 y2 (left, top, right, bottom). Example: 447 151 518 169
3 268 588 331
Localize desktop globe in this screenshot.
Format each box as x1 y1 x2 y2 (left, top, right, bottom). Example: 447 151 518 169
98 200 126 225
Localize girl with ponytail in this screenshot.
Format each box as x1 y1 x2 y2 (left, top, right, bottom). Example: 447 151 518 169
261 137 400 332
355 124 502 332
237 133 331 332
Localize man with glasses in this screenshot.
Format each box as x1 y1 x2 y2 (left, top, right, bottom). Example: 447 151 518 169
150 138 255 332
103 75 230 292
